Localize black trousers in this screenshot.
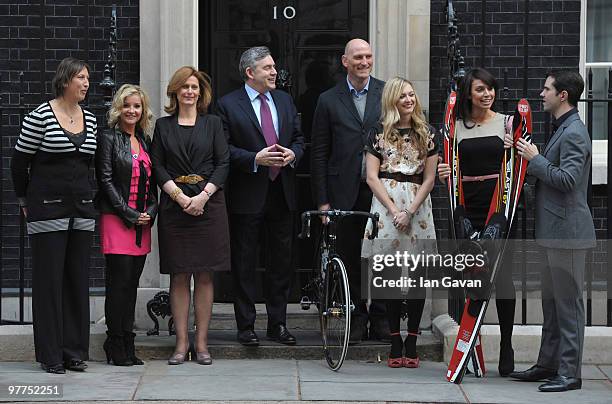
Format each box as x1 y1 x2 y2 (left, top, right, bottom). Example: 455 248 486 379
336 182 385 324
230 179 294 331
31 229 92 365
104 254 146 337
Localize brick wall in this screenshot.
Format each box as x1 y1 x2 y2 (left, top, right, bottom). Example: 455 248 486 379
0 0 140 289
429 0 608 286
1 1 607 293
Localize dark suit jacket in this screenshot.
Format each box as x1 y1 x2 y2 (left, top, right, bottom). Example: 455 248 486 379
310 76 384 210
215 87 305 214
527 113 596 249
150 114 230 211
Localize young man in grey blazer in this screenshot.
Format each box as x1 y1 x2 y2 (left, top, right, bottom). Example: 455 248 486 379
512 70 595 392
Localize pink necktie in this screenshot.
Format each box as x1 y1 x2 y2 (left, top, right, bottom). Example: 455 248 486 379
258 94 280 181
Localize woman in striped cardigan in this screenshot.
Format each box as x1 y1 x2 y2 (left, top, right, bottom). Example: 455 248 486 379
10 57 98 374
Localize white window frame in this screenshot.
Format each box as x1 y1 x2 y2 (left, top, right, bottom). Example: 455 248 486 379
580 0 608 184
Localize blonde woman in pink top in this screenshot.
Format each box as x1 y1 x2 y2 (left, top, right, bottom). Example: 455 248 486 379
96 84 158 366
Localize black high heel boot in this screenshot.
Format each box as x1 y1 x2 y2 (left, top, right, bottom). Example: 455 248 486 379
124 332 144 365
498 343 515 376
496 298 515 376
103 334 133 366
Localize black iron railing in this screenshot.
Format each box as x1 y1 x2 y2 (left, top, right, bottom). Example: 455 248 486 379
445 0 612 327
0 4 117 325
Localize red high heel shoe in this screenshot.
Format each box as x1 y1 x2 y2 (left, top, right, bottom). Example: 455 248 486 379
403 331 420 368
387 332 403 368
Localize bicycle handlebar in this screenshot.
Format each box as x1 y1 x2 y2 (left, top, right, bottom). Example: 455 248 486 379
298 210 380 240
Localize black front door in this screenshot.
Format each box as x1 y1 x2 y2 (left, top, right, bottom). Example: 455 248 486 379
200 0 369 302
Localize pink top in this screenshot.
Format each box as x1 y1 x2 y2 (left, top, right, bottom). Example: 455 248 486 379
100 146 152 255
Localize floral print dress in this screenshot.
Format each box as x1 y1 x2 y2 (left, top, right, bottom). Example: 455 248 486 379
362 127 438 259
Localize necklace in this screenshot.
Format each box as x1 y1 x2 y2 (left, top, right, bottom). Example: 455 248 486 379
131 137 140 159
56 100 78 125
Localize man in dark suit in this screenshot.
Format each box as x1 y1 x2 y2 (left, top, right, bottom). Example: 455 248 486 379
216 46 304 346
512 70 595 392
310 38 389 343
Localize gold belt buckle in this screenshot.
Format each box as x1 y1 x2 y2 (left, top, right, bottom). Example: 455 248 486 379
176 174 203 184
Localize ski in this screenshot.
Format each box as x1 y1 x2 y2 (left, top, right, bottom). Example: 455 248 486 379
443 90 486 381
446 99 533 384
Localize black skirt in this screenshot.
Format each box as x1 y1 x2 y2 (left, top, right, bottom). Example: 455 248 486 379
158 189 230 274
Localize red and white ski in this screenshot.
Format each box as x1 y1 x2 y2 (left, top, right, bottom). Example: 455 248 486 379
442 90 486 380
446 99 533 384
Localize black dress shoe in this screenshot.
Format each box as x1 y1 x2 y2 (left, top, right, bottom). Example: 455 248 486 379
64 359 88 371
538 375 582 392
237 329 259 346
267 324 296 345
509 364 557 381
41 363 65 374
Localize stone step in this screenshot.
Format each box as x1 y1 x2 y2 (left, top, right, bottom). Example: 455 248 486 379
134 330 443 362
137 301 431 333
135 300 325 332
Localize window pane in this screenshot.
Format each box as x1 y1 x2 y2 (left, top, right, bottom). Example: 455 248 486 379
587 0 612 62
588 68 609 141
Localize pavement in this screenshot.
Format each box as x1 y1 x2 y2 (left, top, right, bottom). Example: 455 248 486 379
0 360 610 403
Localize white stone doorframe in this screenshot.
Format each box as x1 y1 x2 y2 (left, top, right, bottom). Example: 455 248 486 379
136 0 433 329
139 0 199 292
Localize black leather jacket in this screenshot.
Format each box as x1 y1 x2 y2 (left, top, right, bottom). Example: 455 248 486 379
95 128 158 226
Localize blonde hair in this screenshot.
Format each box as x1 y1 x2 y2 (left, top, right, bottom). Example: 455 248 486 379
380 76 430 158
165 66 212 115
107 84 154 135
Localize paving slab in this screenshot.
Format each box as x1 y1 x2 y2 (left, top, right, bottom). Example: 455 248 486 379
299 380 466 403
298 359 463 403
135 374 298 401
460 377 612 404
298 359 449 384
36 402 384 404
144 358 297 376
486 363 608 380
0 363 140 402
598 365 612 380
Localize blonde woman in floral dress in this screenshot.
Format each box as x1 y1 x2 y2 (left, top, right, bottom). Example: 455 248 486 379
363 77 438 368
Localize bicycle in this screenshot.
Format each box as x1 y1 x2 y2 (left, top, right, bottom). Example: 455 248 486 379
298 210 379 371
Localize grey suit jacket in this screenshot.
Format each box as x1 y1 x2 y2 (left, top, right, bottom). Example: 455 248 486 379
527 113 595 249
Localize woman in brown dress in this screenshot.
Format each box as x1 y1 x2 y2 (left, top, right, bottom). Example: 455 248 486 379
150 66 230 365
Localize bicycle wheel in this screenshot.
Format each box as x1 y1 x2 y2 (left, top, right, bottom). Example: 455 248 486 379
320 256 351 370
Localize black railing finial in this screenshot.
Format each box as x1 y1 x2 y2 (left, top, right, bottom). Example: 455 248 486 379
99 4 117 109
446 0 466 92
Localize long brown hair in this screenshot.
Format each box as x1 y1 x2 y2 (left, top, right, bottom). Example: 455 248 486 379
164 66 212 115
380 77 429 158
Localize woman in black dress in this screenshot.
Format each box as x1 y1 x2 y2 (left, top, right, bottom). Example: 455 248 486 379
438 67 516 376
151 66 230 365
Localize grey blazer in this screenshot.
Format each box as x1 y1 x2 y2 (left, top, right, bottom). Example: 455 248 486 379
527 113 596 249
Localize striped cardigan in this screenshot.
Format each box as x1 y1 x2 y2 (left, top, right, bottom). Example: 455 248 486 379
11 102 98 234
